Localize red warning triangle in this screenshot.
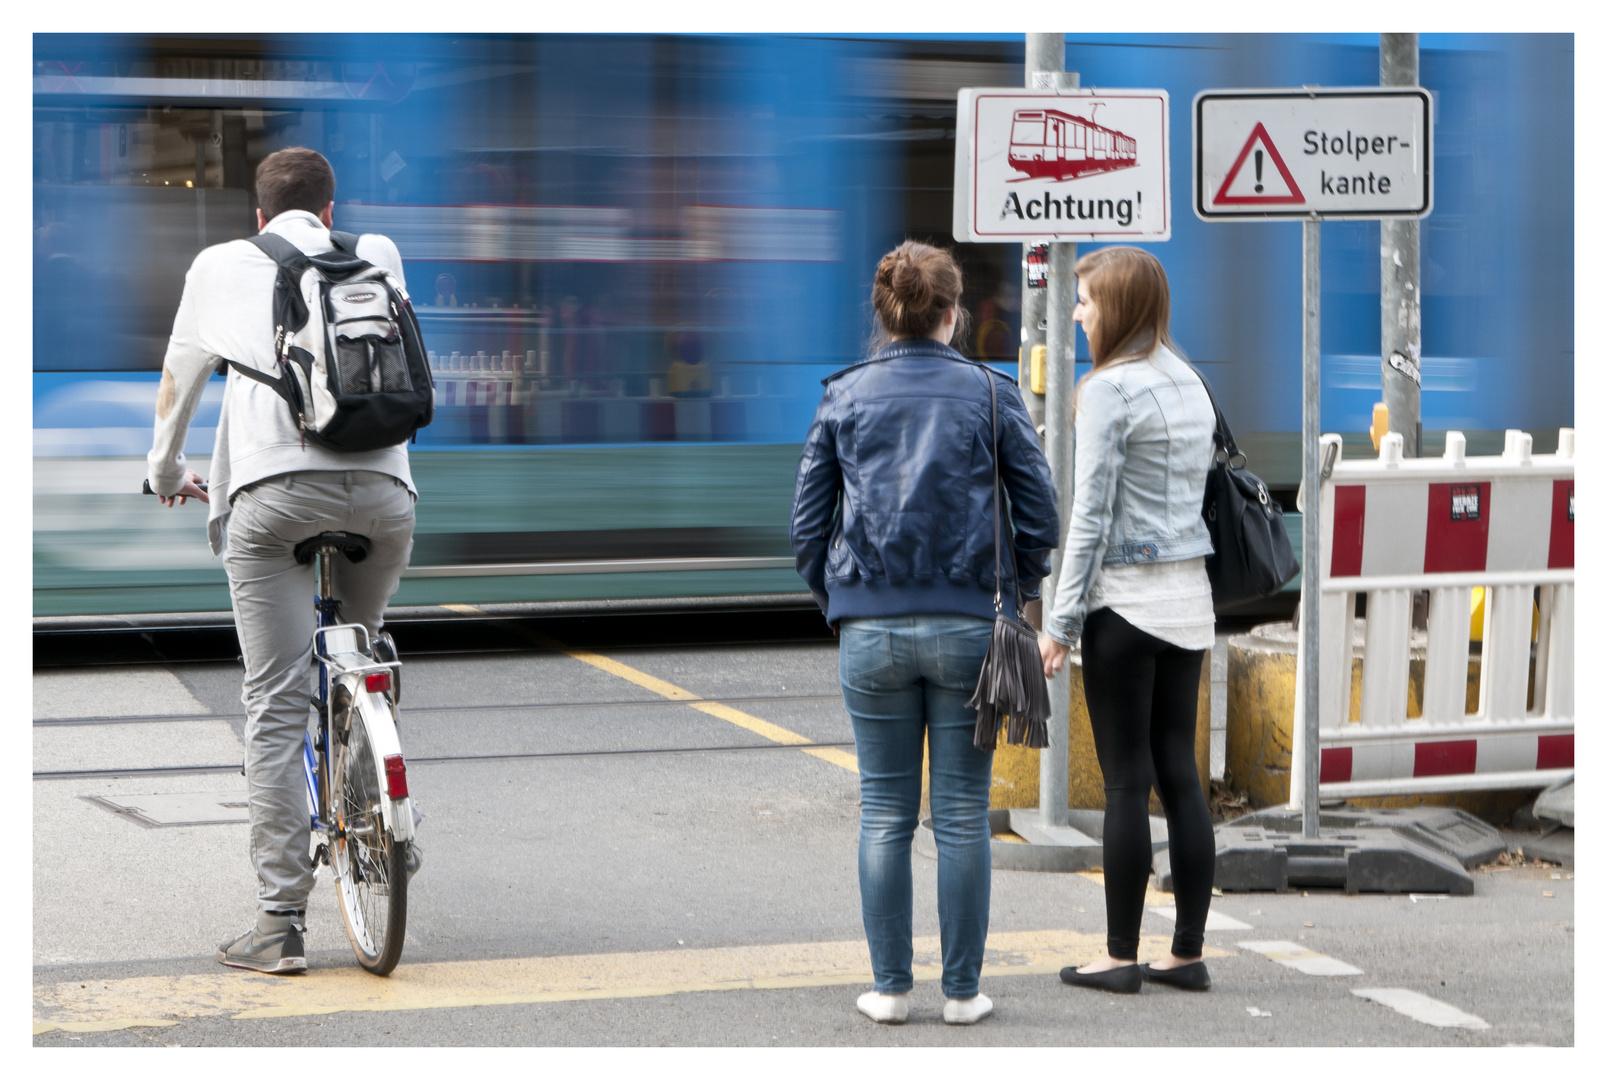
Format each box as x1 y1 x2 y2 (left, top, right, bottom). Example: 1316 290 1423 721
1213 122 1305 206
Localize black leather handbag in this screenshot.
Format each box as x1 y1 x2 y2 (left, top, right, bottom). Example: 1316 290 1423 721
967 371 1051 751
1193 369 1300 612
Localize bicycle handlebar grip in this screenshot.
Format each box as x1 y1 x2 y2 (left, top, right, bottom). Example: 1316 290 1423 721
142 479 208 495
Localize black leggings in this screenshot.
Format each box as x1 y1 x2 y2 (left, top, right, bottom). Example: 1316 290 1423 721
1081 607 1215 961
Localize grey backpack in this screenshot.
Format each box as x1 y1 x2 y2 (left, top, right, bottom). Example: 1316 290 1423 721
223 230 434 451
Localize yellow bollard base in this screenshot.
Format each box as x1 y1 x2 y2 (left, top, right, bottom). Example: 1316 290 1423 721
987 650 1210 816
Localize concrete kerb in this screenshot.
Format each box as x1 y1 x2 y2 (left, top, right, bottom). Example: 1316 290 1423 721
914 808 1170 873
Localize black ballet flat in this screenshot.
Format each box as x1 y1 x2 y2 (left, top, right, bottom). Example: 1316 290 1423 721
1059 963 1143 994
1140 961 1212 991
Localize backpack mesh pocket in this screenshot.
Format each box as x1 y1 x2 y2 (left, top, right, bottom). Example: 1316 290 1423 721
374 338 412 392
334 338 375 395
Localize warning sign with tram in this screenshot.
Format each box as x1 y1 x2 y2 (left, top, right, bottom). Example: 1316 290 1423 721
954 88 1171 243
1194 88 1432 221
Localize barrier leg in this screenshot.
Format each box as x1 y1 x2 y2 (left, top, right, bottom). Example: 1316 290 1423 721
1544 583 1573 721
1360 588 1412 727
1423 587 1473 722
1480 584 1532 721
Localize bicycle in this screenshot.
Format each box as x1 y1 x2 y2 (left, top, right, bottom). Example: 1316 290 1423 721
298 529 414 975
144 481 414 975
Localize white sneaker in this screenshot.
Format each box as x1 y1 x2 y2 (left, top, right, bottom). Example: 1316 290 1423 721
943 993 993 1025
856 990 910 1024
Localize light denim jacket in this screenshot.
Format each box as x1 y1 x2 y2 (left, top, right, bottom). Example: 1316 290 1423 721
1043 344 1215 645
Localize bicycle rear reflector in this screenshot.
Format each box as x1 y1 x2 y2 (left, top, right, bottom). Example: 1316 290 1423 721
366 672 392 693
384 754 409 798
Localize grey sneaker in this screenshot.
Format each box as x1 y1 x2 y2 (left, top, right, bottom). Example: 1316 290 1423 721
217 912 307 974
404 840 423 880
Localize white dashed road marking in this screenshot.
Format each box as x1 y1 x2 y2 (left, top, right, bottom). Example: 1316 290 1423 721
1237 940 1364 976
1147 906 1253 931
1351 988 1491 1030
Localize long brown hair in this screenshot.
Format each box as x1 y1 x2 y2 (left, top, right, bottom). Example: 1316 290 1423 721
1072 246 1181 406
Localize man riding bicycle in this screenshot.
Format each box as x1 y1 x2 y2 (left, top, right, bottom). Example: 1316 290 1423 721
148 147 419 974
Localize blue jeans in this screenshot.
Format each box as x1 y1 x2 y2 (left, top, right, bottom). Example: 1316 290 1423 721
839 614 996 999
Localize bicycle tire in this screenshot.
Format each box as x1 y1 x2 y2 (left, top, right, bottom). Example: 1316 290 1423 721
332 698 408 975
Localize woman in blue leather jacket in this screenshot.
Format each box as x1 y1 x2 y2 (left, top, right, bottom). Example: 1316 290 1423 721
1040 246 1218 995
791 241 1058 1026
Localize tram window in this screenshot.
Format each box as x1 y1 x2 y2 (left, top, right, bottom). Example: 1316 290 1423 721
1011 114 1045 147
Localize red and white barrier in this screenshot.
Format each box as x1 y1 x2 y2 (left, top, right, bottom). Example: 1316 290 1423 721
1292 428 1574 801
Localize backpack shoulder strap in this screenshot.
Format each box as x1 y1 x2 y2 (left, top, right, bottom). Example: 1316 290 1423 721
329 229 360 255
222 357 298 407
247 232 311 273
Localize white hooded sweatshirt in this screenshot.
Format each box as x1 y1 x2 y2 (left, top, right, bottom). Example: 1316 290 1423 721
147 209 417 554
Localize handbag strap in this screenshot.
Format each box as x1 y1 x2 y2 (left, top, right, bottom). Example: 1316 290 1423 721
1187 363 1243 463
985 371 1025 618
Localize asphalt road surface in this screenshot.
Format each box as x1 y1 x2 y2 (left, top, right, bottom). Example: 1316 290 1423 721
33 634 1573 1046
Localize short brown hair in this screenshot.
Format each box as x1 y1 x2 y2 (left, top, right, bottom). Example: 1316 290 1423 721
1072 246 1177 365
872 240 966 342
255 147 336 222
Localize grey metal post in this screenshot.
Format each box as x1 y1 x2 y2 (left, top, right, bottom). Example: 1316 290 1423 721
1380 33 1421 457
1027 32 1077 830
1041 239 1077 829
1301 218 1322 840
1019 246 1047 432
1018 34 1062 435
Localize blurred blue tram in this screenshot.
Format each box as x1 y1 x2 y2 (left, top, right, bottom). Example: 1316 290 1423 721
33 34 1573 618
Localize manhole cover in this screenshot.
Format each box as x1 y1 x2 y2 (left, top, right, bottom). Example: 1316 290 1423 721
83 791 250 828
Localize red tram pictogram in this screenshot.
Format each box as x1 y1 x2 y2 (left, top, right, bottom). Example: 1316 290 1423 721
1007 108 1138 180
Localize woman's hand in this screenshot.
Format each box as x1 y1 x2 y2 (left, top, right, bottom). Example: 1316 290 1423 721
1040 633 1071 680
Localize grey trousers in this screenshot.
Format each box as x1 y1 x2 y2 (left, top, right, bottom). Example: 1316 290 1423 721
223 470 415 914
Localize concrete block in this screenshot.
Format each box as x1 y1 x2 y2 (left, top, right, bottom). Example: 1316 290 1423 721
1234 805 1506 869
1224 619 1532 822
1518 827 1573 868
1155 825 1475 894
988 649 1209 814
1533 777 1573 828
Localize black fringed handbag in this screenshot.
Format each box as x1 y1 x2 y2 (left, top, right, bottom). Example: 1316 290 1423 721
967 371 1052 751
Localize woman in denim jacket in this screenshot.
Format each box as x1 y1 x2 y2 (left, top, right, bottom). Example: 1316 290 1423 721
791 242 1058 1025
1039 247 1218 994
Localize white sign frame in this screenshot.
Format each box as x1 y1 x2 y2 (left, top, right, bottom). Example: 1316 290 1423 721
953 87 1171 243
1194 87 1432 221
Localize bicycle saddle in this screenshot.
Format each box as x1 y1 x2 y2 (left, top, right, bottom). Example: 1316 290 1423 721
293 531 373 566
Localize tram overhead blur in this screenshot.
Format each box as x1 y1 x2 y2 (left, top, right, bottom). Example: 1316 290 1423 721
32 33 1573 621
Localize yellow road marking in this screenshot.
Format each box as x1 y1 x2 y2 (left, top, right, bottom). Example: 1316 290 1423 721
1077 870 1174 906
689 700 810 745
34 1018 178 1035
34 930 1229 1028
439 605 856 772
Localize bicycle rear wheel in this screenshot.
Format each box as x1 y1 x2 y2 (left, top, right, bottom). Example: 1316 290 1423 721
332 699 408 975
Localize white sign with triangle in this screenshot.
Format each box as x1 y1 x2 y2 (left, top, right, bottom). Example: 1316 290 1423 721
1193 88 1432 221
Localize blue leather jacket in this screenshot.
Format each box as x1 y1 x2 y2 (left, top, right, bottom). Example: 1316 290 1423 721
790 339 1059 627
1043 344 1216 645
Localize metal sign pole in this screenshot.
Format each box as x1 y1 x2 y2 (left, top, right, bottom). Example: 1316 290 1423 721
1025 31 1078 831
1380 33 1422 458
1301 217 1322 840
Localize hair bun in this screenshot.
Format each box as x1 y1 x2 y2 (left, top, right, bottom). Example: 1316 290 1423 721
872 241 963 339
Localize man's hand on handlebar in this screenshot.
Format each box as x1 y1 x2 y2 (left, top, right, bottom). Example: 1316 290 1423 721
149 470 210 507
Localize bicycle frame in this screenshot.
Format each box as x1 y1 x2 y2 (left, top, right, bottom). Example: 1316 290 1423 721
304 556 410 855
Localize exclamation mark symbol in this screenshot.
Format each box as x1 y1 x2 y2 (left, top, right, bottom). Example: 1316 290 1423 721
1254 149 1264 194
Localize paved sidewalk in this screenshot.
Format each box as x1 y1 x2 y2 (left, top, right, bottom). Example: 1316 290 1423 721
34 640 1573 1046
